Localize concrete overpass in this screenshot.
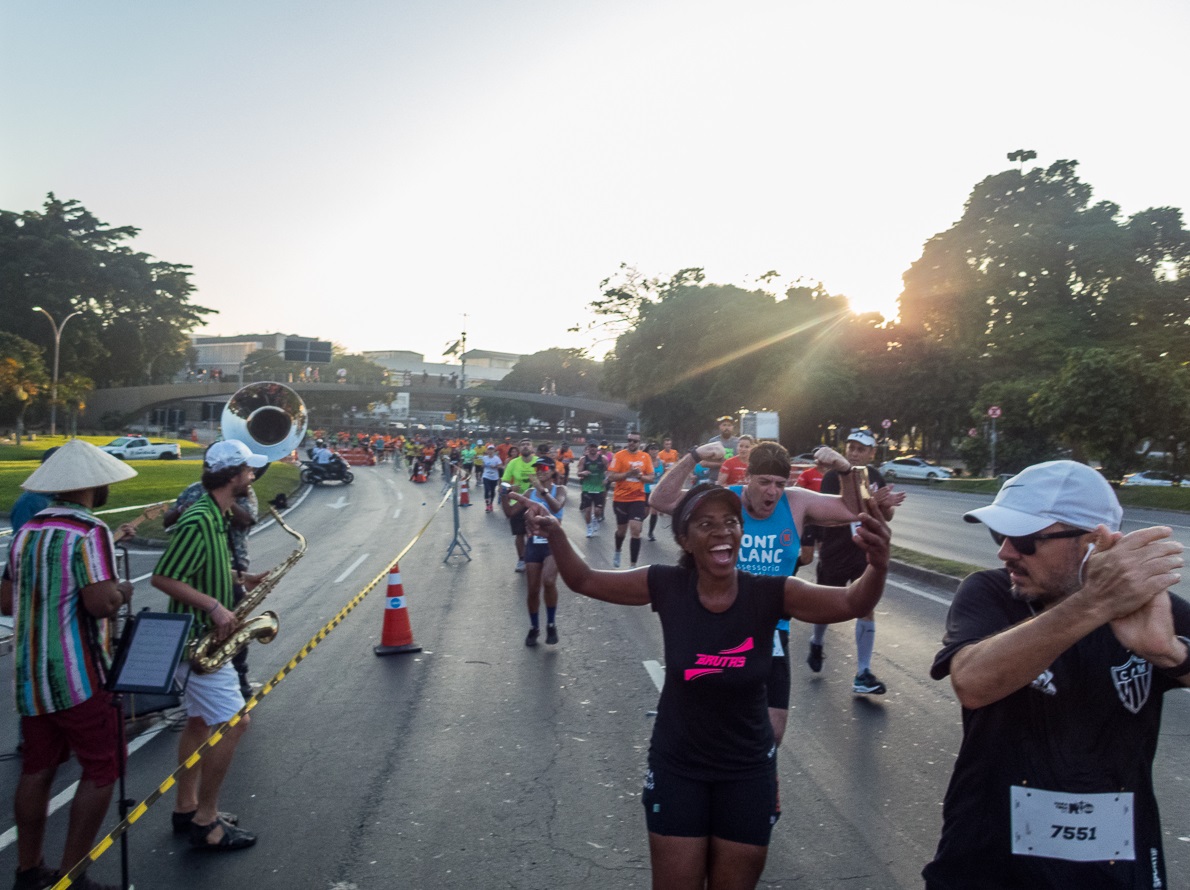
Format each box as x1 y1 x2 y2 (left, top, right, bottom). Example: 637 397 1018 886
82 382 636 426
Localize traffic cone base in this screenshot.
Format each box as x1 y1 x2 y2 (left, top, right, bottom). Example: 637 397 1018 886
374 566 421 657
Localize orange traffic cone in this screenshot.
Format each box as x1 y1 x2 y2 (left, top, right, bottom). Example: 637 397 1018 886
459 476 471 507
373 564 422 656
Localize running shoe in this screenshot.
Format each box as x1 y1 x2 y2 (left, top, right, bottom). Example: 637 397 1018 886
525 627 540 647
586 522 595 538
807 643 824 673
852 670 887 695
647 534 656 542
546 624 558 645
515 559 526 573
612 551 621 568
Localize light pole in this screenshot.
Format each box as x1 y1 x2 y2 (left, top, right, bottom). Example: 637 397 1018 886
32 306 83 437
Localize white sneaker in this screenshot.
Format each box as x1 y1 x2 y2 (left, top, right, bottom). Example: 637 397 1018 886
585 522 595 538
612 551 621 568
515 559 525 573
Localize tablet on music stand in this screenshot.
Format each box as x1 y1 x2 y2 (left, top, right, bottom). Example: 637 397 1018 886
107 612 193 695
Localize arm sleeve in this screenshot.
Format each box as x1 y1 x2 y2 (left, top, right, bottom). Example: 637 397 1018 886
76 525 119 588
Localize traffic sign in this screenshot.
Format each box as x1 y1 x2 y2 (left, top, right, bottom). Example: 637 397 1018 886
988 406 1002 418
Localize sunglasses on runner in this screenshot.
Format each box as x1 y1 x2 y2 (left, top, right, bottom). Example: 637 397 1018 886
989 528 1088 555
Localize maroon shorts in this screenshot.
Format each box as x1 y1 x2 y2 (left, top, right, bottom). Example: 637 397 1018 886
21 692 121 787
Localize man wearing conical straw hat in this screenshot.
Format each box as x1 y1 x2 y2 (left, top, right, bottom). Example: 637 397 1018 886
1 439 137 890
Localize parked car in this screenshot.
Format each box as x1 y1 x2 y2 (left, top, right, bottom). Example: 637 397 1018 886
879 456 954 481
99 436 181 460
1121 470 1182 487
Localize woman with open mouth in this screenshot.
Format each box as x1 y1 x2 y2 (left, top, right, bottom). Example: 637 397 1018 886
512 482 890 890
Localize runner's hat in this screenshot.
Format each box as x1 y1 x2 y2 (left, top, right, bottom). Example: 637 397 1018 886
964 460 1122 536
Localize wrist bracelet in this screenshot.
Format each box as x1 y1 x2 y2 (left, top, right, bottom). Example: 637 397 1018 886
206 600 221 615
688 448 702 462
1158 636 1190 679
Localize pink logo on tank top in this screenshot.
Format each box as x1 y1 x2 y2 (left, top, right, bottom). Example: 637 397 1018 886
684 637 755 680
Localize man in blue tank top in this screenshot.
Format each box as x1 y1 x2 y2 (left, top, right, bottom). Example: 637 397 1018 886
653 440 903 742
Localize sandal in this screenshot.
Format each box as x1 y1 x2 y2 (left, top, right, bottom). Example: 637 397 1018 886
172 809 239 834
189 816 257 851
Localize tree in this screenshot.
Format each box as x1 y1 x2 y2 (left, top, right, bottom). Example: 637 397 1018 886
1030 349 1188 479
0 332 49 445
599 273 857 445
0 194 215 387
899 160 1190 378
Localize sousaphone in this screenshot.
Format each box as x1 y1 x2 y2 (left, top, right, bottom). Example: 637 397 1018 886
221 381 309 461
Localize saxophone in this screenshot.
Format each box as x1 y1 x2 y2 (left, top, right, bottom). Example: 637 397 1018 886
189 507 306 675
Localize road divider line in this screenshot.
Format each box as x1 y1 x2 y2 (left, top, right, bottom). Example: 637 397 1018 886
335 553 370 583
643 660 665 692
886 577 954 606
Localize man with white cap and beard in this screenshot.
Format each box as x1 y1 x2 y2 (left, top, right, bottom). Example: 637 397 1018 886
1 439 137 890
152 439 269 853
923 460 1187 889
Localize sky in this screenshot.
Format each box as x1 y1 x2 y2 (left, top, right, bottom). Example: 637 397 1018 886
3 0 1188 363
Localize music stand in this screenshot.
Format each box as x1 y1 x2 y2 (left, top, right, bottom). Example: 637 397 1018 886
106 612 193 890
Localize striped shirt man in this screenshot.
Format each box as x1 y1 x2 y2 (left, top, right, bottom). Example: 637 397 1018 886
154 492 234 642
10 503 118 715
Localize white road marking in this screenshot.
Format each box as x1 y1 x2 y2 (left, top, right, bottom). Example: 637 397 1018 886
643 660 665 692
393 508 402 520
0 718 173 853
886 577 954 606
327 496 349 510
334 553 369 583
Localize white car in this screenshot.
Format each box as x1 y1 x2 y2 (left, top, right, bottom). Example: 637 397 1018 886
879 456 954 482
99 436 181 460
1121 470 1181 487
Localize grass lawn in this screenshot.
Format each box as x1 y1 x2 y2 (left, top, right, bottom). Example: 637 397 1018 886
1 461 302 542
0 435 206 462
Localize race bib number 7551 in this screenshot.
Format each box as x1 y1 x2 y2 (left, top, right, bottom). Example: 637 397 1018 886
1010 786 1134 862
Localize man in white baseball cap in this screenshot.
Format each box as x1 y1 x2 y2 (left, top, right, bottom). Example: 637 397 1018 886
2 439 137 890
807 427 898 694
924 460 1187 888
152 438 269 853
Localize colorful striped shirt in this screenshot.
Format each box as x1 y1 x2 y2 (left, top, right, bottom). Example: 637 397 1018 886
154 493 233 642
10 503 119 715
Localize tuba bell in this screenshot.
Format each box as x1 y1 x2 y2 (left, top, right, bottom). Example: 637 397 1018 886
221 381 309 461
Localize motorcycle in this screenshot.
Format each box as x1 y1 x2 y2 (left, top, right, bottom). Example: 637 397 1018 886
300 456 354 485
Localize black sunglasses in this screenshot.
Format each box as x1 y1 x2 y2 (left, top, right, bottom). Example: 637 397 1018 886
990 528 1088 555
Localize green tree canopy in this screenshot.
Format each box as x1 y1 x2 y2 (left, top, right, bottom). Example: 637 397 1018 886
0 194 215 388
1030 349 1190 479
898 160 1190 375
0 331 49 443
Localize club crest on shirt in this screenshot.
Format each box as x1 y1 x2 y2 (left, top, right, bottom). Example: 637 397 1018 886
1111 654 1152 715
1029 669 1057 696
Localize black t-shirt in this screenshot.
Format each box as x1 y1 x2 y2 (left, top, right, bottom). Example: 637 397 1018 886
923 568 1190 889
814 466 885 584
647 564 787 781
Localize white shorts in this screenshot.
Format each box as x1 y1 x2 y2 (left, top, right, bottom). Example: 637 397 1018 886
177 662 244 725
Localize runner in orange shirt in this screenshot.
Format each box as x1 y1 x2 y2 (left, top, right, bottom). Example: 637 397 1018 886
656 437 679 471
607 432 655 568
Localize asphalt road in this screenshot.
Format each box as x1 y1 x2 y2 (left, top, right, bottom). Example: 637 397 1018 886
1 470 1188 889
882 481 1190 570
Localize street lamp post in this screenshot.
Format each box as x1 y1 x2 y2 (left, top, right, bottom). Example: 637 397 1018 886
32 306 83 437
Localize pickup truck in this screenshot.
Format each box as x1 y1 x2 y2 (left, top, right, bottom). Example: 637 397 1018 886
100 437 181 460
